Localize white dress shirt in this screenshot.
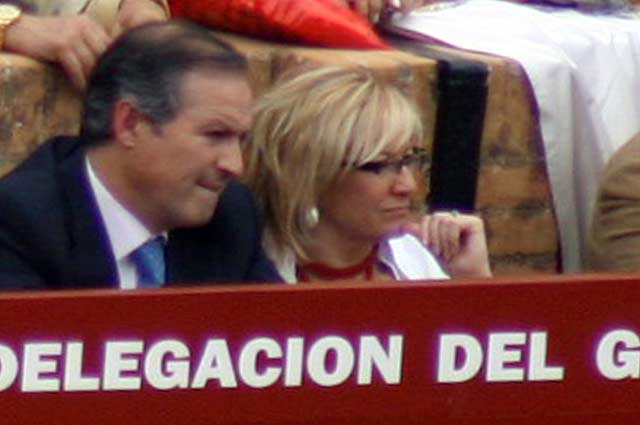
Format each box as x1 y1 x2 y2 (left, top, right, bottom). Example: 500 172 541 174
85 157 163 289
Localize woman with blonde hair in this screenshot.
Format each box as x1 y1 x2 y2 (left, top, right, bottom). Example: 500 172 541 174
246 66 491 283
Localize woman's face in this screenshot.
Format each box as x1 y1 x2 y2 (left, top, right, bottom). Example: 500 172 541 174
316 143 426 244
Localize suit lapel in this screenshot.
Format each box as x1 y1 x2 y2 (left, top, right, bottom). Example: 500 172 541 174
57 144 118 288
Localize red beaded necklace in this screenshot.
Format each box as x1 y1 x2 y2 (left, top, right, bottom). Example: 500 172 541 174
297 245 379 282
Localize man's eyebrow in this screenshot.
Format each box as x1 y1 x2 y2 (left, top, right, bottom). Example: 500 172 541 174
203 114 250 131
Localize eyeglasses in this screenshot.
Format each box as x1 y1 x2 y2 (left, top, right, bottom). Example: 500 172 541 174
354 149 429 177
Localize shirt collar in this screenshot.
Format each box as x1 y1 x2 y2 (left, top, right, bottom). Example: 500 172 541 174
85 156 165 262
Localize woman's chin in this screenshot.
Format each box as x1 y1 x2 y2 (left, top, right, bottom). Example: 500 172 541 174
379 222 410 239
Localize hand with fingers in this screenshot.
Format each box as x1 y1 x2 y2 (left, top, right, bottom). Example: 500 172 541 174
4 14 110 91
403 211 492 278
111 0 169 39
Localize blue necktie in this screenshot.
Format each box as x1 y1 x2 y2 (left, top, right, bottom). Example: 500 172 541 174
131 237 166 288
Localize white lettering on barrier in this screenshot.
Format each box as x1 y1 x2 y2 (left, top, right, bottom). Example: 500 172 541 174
487 332 526 382
357 335 403 385
192 339 237 388
0 334 403 392
437 332 564 383
22 342 62 392
596 329 640 380
18 329 640 389
0 344 18 391
239 337 282 388
15 329 640 391
284 337 304 387
307 336 355 387
64 342 99 391
437 334 483 383
528 332 564 381
145 339 190 390
103 340 143 391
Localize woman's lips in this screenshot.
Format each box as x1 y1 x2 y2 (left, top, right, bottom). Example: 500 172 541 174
383 205 411 216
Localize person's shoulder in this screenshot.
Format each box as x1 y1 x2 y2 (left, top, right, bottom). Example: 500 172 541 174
605 133 640 174
599 133 640 198
0 136 83 270
0 136 82 209
590 133 640 271
1 135 79 181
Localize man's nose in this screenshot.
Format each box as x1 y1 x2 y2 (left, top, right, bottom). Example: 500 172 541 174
215 140 244 178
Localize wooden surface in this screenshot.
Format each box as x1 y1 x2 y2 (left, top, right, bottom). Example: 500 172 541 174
0 54 81 176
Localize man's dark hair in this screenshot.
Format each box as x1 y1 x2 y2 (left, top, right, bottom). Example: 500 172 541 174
80 20 248 146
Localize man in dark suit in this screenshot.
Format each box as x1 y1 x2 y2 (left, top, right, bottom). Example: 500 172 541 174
0 21 282 290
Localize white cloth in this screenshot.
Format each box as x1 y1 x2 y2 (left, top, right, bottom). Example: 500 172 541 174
390 0 640 271
86 157 162 289
263 232 449 283
379 233 450 280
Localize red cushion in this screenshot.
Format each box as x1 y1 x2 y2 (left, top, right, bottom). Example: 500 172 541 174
168 0 390 49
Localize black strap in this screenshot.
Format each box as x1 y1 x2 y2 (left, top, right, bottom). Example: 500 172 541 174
384 32 489 213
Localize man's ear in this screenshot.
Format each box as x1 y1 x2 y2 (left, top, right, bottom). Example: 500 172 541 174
112 99 146 148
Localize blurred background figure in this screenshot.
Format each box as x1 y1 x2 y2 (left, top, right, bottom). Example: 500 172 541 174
0 0 169 90
589 133 640 272
246 66 491 283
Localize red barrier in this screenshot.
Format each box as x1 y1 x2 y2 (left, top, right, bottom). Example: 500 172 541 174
1 274 640 424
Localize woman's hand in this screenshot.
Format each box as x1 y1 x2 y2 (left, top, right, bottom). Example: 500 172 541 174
403 211 492 278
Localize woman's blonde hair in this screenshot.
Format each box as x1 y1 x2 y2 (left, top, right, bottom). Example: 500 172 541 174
245 66 425 259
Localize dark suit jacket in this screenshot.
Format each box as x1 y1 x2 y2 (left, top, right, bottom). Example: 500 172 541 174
0 136 282 290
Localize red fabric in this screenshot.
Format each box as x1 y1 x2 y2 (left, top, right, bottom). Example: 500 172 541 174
168 0 390 49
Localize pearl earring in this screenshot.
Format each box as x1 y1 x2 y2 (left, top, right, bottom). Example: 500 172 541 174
305 207 319 228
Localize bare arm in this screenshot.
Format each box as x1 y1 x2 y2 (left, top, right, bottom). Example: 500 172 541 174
4 13 110 90
3 0 168 91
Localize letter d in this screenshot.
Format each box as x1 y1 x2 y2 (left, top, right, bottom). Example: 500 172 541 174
437 334 482 383
0 344 18 391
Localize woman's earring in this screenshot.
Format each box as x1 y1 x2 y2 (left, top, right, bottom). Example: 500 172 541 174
305 207 320 228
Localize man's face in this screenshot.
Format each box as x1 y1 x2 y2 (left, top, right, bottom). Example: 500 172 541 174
125 69 253 232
